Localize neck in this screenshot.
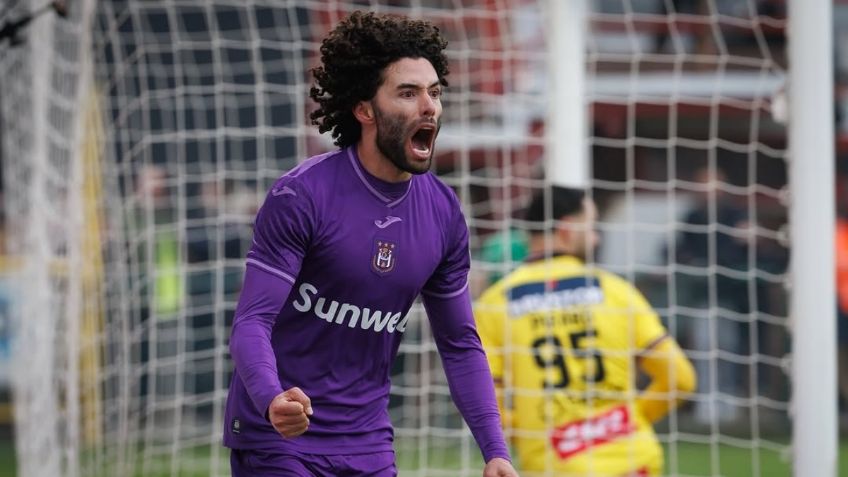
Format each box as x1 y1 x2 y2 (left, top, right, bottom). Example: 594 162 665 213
527 234 571 258
356 137 411 183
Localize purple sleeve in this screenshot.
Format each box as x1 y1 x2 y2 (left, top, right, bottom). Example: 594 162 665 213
422 193 470 298
422 288 511 464
229 266 293 417
230 178 312 417
246 177 313 282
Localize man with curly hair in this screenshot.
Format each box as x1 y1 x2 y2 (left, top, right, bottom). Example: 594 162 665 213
224 10 519 477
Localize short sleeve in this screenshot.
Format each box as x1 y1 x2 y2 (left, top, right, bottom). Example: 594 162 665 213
245 178 313 284
421 204 470 298
617 278 668 350
625 283 668 349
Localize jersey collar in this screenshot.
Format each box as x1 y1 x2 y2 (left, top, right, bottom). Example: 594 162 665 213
524 252 584 266
346 145 413 207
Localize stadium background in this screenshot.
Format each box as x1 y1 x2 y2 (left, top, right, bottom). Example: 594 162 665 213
0 0 846 475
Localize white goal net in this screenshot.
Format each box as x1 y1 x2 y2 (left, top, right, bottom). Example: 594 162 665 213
0 1 811 476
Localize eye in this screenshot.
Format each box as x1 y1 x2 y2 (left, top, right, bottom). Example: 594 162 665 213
429 89 442 99
400 90 415 99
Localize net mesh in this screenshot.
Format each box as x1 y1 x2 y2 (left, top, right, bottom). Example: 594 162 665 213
0 1 792 476
586 2 791 476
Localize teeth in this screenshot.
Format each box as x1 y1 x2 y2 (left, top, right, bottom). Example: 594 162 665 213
411 125 434 155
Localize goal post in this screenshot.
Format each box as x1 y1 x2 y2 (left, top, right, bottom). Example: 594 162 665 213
545 0 589 188
787 0 837 476
1 0 99 476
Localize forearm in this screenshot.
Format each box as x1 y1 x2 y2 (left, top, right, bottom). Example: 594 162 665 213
229 265 293 416
636 338 697 423
443 346 507 462
636 379 679 423
423 290 511 463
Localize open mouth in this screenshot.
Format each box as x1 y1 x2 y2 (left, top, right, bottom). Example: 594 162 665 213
410 124 436 157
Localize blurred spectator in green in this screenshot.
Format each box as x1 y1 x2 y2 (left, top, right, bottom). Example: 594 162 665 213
471 228 529 297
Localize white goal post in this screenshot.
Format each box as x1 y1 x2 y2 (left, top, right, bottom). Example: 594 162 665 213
0 1 837 476
787 0 836 476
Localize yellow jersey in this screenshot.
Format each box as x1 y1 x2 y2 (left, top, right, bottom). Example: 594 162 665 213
475 255 668 476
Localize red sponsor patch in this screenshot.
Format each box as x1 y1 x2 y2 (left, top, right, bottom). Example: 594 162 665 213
550 405 634 460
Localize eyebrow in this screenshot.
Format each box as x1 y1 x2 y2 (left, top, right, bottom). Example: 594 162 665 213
396 81 441 90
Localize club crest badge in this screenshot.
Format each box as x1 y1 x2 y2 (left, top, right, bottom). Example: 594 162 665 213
372 240 397 274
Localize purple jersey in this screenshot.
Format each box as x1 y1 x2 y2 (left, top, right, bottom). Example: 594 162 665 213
224 146 507 460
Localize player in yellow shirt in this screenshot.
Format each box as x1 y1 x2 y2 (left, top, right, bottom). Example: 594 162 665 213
475 186 696 477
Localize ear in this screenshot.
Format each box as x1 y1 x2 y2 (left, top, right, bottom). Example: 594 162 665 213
353 101 374 124
555 216 576 247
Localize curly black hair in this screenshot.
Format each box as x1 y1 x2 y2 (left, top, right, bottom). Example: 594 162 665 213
309 11 450 148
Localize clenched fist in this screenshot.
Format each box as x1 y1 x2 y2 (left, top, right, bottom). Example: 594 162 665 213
268 387 313 438
483 457 519 477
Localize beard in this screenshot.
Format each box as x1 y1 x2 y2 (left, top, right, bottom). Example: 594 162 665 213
372 103 439 175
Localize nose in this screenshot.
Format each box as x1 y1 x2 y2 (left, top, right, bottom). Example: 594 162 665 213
420 93 436 118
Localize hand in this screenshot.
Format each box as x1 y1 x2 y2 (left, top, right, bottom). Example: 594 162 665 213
268 387 313 438
483 457 519 477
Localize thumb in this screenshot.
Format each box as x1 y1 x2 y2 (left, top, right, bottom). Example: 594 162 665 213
282 387 313 416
